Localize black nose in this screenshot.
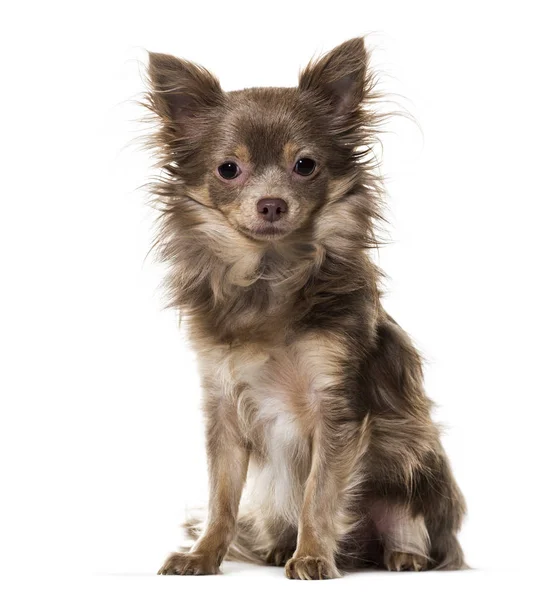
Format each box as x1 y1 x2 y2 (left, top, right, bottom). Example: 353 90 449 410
256 197 288 222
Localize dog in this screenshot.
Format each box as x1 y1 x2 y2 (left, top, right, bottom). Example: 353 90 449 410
144 37 466 579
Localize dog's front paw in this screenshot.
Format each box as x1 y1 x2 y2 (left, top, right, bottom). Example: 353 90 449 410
385 551 428 572
158 551 221 575
285 555 340 580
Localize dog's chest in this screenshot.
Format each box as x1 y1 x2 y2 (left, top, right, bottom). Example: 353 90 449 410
204 340 318 444
199 335 342 521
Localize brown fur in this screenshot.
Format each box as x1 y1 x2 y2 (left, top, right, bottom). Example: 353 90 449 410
145 38 466 579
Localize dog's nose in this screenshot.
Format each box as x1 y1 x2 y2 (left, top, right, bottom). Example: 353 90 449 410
256 197 288 222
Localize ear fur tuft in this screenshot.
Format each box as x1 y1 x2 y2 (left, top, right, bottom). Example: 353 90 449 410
299 37 369 116
147 52 224 125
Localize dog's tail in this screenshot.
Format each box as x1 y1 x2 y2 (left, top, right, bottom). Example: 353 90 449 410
181 512 266 565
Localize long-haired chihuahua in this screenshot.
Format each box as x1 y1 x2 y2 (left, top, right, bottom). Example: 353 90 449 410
144 37 466 580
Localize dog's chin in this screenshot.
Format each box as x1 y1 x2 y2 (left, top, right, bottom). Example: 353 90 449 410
238 223 292 242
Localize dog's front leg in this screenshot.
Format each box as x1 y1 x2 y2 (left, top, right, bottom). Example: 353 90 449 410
158 394 249 575
285 419 368 580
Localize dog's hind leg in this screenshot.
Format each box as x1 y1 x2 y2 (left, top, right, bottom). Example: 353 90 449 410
371 501 430 571
363 315 466 571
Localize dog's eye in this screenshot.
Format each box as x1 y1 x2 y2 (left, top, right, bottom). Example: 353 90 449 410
218 162 241 180
294 158 316 176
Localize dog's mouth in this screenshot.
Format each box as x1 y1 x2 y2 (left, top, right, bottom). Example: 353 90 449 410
239 224 291 241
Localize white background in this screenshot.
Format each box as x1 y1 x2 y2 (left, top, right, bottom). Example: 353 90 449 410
1 1 553 598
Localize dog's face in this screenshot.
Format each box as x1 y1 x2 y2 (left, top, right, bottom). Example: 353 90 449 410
148 38 373 243
204 88 332 241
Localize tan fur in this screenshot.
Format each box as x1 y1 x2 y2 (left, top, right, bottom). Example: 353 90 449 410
283 142 299 165
233 144 250 164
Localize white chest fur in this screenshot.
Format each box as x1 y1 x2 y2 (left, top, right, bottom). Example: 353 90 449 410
247 396 309 525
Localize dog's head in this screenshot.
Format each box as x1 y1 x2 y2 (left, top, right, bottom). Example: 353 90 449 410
146 38 382 251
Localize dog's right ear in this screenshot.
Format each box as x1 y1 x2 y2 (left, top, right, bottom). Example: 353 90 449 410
147 52 224 133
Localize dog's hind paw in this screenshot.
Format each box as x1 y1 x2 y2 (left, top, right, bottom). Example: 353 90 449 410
385 551 428 572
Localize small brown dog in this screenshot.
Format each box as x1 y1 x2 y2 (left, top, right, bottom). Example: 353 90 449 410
145 37 466 579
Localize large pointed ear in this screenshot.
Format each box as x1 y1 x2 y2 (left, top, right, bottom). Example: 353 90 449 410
298 38 369 117
147 52 224 130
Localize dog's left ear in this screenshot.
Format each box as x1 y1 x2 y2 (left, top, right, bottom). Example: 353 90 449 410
299 37 369 117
